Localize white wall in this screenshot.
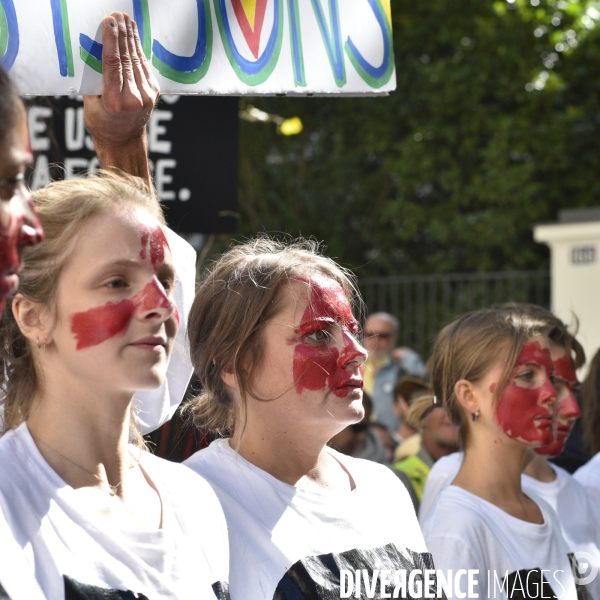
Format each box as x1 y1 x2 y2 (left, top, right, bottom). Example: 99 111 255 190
534 221 600 374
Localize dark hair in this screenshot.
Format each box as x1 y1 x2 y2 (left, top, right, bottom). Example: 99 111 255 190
583 348 600 455
0 66 23 144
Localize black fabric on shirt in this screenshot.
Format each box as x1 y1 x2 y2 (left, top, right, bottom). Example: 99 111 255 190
64 576 150 600
211 581 231 600
274 543 444 600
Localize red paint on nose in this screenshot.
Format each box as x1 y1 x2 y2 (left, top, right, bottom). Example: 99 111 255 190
138 279 171 313
560 392 581 421
339 330 366 367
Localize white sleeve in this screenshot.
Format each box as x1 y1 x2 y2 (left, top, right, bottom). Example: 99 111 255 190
134 228 196 435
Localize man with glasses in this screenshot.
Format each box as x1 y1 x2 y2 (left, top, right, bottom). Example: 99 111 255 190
363 312 425 434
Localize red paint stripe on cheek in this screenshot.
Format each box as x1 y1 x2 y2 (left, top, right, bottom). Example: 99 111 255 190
293 345 337 393
71 299 134 350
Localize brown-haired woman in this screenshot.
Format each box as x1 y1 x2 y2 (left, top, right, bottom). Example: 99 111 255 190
184 237 435 600
419 308 592 599
574 348 600 513
0 172 229 599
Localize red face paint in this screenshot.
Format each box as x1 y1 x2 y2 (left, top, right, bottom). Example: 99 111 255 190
291 276 366 398
536 355 580 457
71 279 174 350
139 224 169 269
496 341 556 445
0 198 43 306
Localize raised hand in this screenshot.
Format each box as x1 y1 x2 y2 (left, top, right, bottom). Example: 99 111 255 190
83 12 160 191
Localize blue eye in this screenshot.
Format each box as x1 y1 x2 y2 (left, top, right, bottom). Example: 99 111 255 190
106 279 126 289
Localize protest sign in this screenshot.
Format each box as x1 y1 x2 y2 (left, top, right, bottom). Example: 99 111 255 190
26 95 239 234
4 0 395 96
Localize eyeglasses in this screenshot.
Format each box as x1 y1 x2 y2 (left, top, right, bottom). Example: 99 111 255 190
365 332 393 340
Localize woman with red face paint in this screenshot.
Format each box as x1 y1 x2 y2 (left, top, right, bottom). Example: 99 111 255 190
0 173 230 599
184 237 436 600
575 349 600 518
419 309 593 600
0 13 200 599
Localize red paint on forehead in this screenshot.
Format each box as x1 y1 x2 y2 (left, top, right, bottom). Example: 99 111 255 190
554 355 577 384
294 276 356 332
71 280 174 350
139 224 169 269
515 340 553 371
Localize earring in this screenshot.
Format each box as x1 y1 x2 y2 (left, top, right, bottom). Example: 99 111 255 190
36 338 47 351
471 411 480 422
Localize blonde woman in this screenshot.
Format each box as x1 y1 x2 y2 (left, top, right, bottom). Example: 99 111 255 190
185 238 435 600
419 309 591 600
0 173 229 599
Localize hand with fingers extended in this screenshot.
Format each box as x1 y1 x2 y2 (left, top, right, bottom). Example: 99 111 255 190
84 12 159 189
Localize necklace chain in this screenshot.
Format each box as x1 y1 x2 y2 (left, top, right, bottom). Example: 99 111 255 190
31 435 141 496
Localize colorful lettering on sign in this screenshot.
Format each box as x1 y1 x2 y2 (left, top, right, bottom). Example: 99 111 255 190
344 0 394 89
152 0 212 84
214 0 284 86
287 0 306 87
50 0 74 77
310 0 345 88
79 0 151 74
0 0 18 71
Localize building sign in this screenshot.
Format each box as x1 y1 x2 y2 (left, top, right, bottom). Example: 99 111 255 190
571 245 596 265
26 94 239 234
3 0 395 96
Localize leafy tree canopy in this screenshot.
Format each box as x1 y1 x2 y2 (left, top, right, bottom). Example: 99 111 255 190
236 0 600 277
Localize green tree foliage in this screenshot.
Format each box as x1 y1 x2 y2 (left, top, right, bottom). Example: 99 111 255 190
238 0 600 276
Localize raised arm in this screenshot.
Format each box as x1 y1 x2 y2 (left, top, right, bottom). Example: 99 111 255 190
83 12 159 191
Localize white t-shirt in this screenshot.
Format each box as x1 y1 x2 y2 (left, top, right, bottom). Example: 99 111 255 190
185 438 433 600
0 510 46 600
0 423 229 600
522 466 600 598
574 452 600 511
422 486 589 600
419 451 462 521
420 452 600 595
